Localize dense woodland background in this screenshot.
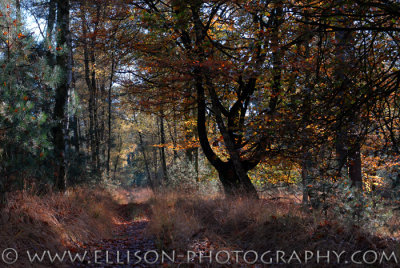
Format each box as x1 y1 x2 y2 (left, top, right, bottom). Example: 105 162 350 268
1 0 400 216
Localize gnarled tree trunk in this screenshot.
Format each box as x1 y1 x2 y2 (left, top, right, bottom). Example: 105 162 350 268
216 161 258 198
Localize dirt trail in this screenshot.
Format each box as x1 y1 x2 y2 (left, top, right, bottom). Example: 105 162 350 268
80 219 158 267
71 190 160 268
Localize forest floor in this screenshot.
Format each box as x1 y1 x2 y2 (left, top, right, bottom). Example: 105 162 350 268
2 187 400 267
70 188 400 267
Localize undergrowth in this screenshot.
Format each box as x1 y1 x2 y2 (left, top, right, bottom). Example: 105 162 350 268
147 191 400 266
0 187 121 267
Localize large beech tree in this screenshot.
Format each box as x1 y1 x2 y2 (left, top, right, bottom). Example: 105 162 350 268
127 0 400 198
129 0 312 197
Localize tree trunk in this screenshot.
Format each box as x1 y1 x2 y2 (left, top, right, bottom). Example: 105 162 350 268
71 115 79 154
301 152 312 204
190 2 260 199
93 61 100 173
113 132 122 181
194 147 199 181
195 70 258 198
52 0 70 191
172 110 178 161
138 132 154 189
91 5 101 174
107 52 115 176
334 29 362 188
349 139 362 188
216 161 257 198
45 0 56 68
335 130 347 178
166 118 178 164
334 28 350 179
152 134 159 186
159 109 168 182
80 3 96 176
99 82 106 169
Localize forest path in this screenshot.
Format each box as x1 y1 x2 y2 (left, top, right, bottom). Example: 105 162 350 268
72 190 160 267
81 218 158 267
